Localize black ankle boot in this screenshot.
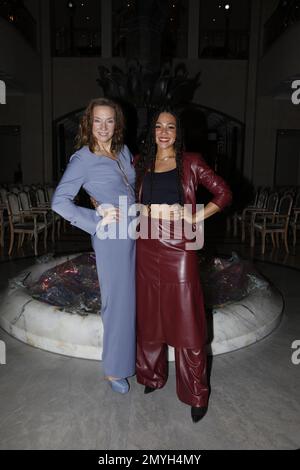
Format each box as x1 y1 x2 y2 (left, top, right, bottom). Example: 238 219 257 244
144 386 156 394
191 406 208 423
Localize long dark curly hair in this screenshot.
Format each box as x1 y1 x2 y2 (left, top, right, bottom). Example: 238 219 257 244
136 106 185 205
75 97 125 155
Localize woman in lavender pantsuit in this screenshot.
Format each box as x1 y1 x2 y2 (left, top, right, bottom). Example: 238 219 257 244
51 98 136 394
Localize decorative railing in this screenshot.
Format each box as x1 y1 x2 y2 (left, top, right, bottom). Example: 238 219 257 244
53 27 101 57
199 29 249 60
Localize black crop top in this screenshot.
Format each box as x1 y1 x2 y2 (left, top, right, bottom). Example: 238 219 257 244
141 169 180 205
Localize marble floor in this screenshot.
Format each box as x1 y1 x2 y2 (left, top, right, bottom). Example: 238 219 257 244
0 222 299 450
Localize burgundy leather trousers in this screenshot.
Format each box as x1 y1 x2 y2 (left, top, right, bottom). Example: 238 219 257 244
136 340 209 407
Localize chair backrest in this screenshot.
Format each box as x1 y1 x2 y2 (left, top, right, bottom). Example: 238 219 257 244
7 193 22 223
18 191 31 211
257 189 268 209
10 187 20 195
46 187 54 203
277 195 293 228
266 192 279 212
0 188 7 203
278 195 293 215
293 191 300 209
36 188 46 206
252 188 260 206
29 188 37 207
283 189 294 197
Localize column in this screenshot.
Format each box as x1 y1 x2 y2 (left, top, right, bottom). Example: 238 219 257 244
188 0 200 59
101 0 112 58
243 0 263 182
39 0 53 183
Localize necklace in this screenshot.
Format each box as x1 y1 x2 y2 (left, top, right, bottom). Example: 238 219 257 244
156 155 176 162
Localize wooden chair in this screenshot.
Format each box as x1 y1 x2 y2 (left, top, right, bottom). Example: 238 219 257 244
235 188 269 242
0 203 8 248
18 191 55 243
0 190 9 248
248 192 279 244
291 209 300 247
45 187 54 203
36 188 51 208
0 188 8 204
251 195 293 254
36 187 61 240
7 193 47 256
290 192 300 247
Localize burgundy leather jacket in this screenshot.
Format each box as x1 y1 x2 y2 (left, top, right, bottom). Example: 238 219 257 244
138 152 232 212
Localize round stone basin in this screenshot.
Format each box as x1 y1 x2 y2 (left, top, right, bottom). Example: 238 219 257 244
0 253 283 361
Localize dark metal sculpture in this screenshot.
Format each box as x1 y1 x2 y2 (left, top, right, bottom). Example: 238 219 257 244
97 60 201 109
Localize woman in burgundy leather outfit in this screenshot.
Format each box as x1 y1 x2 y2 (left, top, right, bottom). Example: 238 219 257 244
136 107 232 422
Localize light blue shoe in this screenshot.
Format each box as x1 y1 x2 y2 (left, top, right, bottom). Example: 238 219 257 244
109 378 130 394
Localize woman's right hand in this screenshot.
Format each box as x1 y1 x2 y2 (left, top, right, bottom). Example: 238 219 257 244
97 204 121 227
99 206 121 226
91 197 120 226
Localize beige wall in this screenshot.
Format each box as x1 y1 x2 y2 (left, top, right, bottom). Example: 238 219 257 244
253 98 300 186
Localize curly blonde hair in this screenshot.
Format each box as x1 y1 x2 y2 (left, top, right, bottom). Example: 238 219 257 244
75 97 125 155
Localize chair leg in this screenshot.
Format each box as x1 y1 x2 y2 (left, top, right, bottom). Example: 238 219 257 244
57 220 61 239
233 214 237 237
241 221 245 242
44 228 47 250
51 223 55 243
20 233 25 247
262 231 266 254
226 216 231 233
293 227 296 247
271 233 275 248
0 227 4 248
8 230 14 256
284 231 289 254
17 233 22 249
34 232 38 256
275 232 279 248
250 226 255 247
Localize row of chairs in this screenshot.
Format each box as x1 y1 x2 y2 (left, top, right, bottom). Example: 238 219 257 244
230 187 300 254
0 186 61 256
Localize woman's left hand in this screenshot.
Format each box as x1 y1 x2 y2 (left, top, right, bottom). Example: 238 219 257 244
169 204 184 221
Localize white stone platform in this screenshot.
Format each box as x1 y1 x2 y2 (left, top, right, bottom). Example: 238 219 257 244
0 254 284 361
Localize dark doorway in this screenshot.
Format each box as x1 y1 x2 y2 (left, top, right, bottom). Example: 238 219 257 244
274 130 300 186
0 125 22 183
